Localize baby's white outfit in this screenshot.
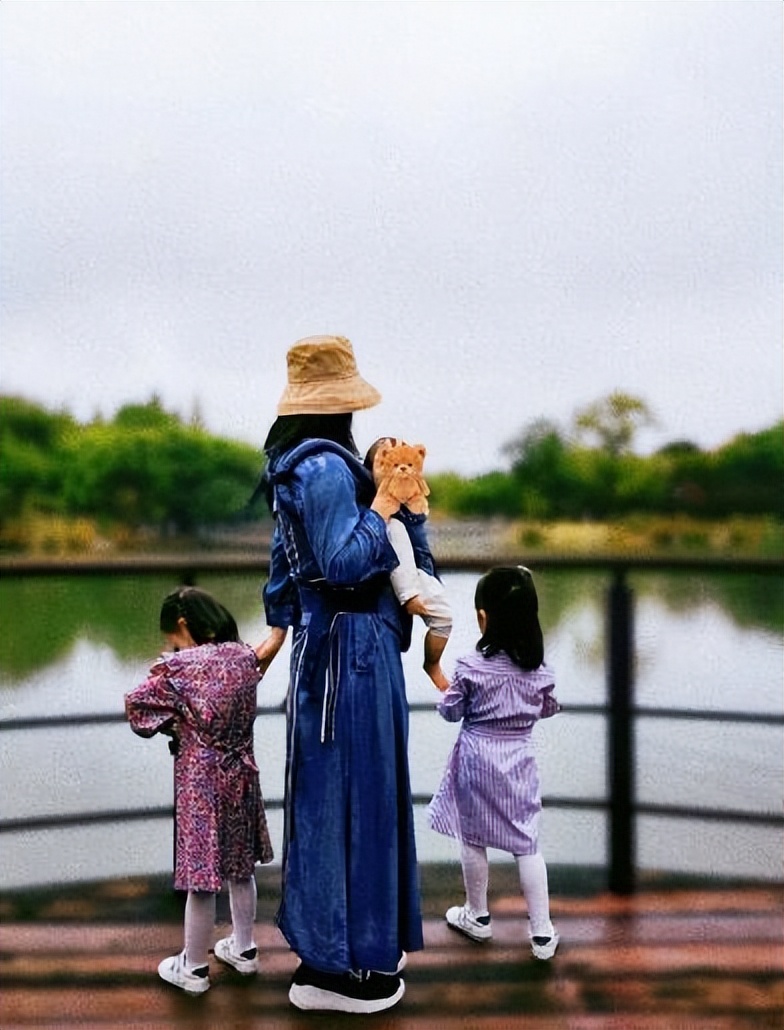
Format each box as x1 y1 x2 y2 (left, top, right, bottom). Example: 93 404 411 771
386 517 452 636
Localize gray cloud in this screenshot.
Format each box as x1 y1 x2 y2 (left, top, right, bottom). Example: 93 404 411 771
1 1 781 474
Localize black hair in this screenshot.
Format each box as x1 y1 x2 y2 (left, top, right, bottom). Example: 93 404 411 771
263 413 358 460
159 586 240 645
474 566 544 671
250 413 359 510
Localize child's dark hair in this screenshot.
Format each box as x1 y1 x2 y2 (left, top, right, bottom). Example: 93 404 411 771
363 436 398 474
475 566 544 671
159 586 240 645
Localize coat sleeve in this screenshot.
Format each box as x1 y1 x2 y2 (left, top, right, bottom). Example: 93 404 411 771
263 518 300 629
125 663 180 738
298 453 398 586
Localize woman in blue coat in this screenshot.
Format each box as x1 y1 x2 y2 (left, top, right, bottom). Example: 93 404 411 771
255 336 423 1014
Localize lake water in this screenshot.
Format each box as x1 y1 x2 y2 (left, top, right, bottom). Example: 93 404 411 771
0 569 781 890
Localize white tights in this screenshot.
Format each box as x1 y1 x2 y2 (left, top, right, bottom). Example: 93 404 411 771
183 876 258 969
460 841 554 937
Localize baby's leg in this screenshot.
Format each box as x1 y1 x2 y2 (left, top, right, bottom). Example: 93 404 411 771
184 890 216 968
422 588 452 690
424 629 450 690
228 876 258 952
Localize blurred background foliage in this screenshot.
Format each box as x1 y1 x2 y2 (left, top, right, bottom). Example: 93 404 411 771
0 395 263 551
0 391 782 557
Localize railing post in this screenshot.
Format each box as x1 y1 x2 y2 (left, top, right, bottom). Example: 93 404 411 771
607 565 635 894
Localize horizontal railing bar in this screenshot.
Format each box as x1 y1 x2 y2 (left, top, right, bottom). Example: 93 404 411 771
626 706 784 725
2 703 782 732
0 806 179 833
629 802 784 825
1 553 782 577
3 795 781 836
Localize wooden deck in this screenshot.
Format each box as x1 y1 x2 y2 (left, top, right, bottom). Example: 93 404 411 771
0 867 781 1029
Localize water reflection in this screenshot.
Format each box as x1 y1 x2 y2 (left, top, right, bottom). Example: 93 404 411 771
0 569 781 888
1 569 781 681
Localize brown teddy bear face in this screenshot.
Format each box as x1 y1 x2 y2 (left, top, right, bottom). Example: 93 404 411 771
372 440 430 514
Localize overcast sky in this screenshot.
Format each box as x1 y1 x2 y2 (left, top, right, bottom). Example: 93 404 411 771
1 1 781 475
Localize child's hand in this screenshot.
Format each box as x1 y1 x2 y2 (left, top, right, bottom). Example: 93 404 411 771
404 594 429 617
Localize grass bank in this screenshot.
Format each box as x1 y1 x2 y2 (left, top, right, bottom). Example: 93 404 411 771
1 512 782 560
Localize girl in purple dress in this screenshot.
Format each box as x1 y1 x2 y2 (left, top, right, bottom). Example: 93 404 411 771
125 587 273 994
427 566 561 960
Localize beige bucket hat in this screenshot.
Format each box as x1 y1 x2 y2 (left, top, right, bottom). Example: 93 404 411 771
276 335 382 415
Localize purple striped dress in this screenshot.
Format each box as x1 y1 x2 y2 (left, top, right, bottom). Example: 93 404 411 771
427 650 559 855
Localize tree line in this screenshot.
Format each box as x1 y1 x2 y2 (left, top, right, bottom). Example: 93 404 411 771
0 395 262 534
1 393 781 540
429 394 783 521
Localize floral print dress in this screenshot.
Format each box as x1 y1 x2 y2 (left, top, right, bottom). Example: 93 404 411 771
126 642 273 892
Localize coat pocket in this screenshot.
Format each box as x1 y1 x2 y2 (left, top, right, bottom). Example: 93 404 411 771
344 613 381 672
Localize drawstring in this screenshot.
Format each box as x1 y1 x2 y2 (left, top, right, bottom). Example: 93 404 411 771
321 613 344 743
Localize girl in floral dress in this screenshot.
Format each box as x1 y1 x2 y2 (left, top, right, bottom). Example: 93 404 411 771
428 566 561 960
125 586 273 994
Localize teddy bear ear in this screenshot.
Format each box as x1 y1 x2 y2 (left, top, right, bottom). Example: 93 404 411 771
415 444 426 460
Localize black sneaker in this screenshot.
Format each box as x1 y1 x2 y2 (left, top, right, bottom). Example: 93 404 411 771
288 963 405 1013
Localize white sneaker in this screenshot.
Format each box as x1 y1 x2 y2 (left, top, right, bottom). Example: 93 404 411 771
530 930 560 960
445 905 493 942
157 950 210 994
214 935 260 975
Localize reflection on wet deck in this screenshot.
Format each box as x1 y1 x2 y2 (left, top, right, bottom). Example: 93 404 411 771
1 865 781 1029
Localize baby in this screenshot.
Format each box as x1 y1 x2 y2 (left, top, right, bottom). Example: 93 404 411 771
366 437 452 691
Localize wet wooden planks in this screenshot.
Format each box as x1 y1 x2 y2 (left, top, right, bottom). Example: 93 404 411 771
0 887 782 1029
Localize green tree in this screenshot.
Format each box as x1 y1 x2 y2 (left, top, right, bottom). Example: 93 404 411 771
0 397 76 521
710 423 784 517
113 396 182 432
502 419 569 518
62 420 261 531
573 392 657 456
451 471 522 518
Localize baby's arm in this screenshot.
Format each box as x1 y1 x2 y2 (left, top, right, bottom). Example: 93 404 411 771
386 517 425 607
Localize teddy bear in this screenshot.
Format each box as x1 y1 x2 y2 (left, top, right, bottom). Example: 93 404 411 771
371 439 430 515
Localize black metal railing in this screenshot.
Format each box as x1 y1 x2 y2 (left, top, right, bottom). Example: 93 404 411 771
1 553 782 894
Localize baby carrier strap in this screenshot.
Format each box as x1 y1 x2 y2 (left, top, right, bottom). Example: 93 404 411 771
267 438 374 496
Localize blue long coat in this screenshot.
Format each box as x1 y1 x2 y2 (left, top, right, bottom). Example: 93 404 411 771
263 439 424 975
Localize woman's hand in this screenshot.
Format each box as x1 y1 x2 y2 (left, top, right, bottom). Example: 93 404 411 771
255 626 288 676
370 479 401 521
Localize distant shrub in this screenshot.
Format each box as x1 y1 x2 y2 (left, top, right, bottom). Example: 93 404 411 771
519 525 545 548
